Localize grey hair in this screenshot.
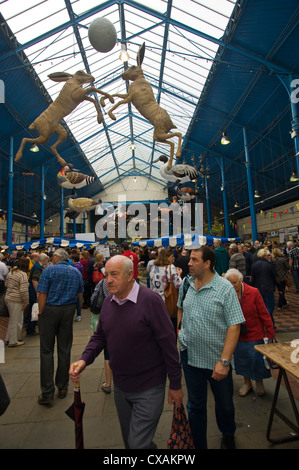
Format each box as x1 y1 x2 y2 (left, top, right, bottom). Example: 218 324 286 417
38 253 49 263
257 248 270 258
229 243 238 253
224 268 243 281
108 254 133 274
53 248 69 262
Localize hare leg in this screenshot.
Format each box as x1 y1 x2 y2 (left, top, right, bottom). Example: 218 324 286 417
15 134 49 162
108 96 130 121
85 96 103 124
154 131 179 169
51 124 67 166
173 132 182 158
85 87 115 105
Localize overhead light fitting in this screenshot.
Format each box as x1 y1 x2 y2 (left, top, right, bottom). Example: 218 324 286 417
30 144 39 152
220 209 224 215
133 177 137 183
130 142 136 150
32 212 37 218
119 44 130 63
234 201 240 208
254 190 260 198
221 132 230 145
290 170 299 182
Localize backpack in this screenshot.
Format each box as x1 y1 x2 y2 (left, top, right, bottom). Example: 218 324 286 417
90 280 105 315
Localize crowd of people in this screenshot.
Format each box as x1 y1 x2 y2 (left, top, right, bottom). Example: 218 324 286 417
0 236 298 449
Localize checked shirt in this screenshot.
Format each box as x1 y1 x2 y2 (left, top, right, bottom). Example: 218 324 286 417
177 272 244 370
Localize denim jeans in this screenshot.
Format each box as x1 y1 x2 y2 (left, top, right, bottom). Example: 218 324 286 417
180 349 236 449
260 291 275 326
291 269 299 292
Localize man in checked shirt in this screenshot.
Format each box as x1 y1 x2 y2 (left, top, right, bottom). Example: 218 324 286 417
178 245 244 450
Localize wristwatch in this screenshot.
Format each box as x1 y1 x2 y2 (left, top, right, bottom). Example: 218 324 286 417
219 359 230 367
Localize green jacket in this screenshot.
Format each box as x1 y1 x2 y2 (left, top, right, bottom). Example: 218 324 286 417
214 246 229 275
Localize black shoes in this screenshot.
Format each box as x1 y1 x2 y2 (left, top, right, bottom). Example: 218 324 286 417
58 389 68 399
38 394 54 405
221 435 235 449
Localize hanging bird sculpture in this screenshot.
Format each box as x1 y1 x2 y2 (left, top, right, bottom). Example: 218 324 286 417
65 197 101 219
176 186 196 202
57 164 97 190
154 155 199 184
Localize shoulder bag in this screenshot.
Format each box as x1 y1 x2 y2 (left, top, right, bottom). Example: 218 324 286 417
92 265 105 283
164 265 179 318
90 280 105 315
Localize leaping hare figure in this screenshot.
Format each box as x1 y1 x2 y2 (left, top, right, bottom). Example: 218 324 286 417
108 43 182 170
15 70 114 166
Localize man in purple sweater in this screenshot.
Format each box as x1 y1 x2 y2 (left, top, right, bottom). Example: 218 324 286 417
69 255 183 449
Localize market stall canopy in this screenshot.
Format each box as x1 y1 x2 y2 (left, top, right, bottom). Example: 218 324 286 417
4 237 101 251
132 233 241 248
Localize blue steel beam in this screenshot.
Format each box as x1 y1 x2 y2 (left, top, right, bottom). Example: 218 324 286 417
64 0 123 187
0 0 118 63
149 0 172 177
118 2 136 170
1 0 292 75
243 127 258 242
122 0 291 75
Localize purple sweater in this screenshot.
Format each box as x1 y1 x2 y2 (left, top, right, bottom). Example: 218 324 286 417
81 285 182 393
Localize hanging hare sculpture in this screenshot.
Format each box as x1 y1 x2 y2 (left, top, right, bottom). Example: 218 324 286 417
15 70 114 166
108 43 182 170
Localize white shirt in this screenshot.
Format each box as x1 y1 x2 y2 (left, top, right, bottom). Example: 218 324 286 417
0 261 9 281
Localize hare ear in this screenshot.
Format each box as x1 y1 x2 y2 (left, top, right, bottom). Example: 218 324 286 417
137 43 145 67
48 72 73 82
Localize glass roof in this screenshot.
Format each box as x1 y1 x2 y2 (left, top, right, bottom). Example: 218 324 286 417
0 0 237 189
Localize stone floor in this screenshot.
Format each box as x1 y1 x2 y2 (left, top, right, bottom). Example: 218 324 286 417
0 284 298 451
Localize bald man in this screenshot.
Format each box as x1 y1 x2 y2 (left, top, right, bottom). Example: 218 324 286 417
70 255 182 449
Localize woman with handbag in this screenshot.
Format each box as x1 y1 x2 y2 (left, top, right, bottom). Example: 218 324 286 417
5 258 29 347
224 268 275 397
271 248 291 310
149 248 182 338
92 253 105 288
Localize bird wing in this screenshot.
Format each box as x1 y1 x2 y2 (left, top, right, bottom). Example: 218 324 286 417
68 197 90 208
66 172 85 184
172 164 199 179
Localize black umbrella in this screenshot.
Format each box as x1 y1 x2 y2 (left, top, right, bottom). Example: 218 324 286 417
65 365 85 449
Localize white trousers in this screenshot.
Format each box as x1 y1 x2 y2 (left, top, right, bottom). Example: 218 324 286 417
5 301 24 345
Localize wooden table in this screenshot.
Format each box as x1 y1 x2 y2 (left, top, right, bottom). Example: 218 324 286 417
255 341 299 444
